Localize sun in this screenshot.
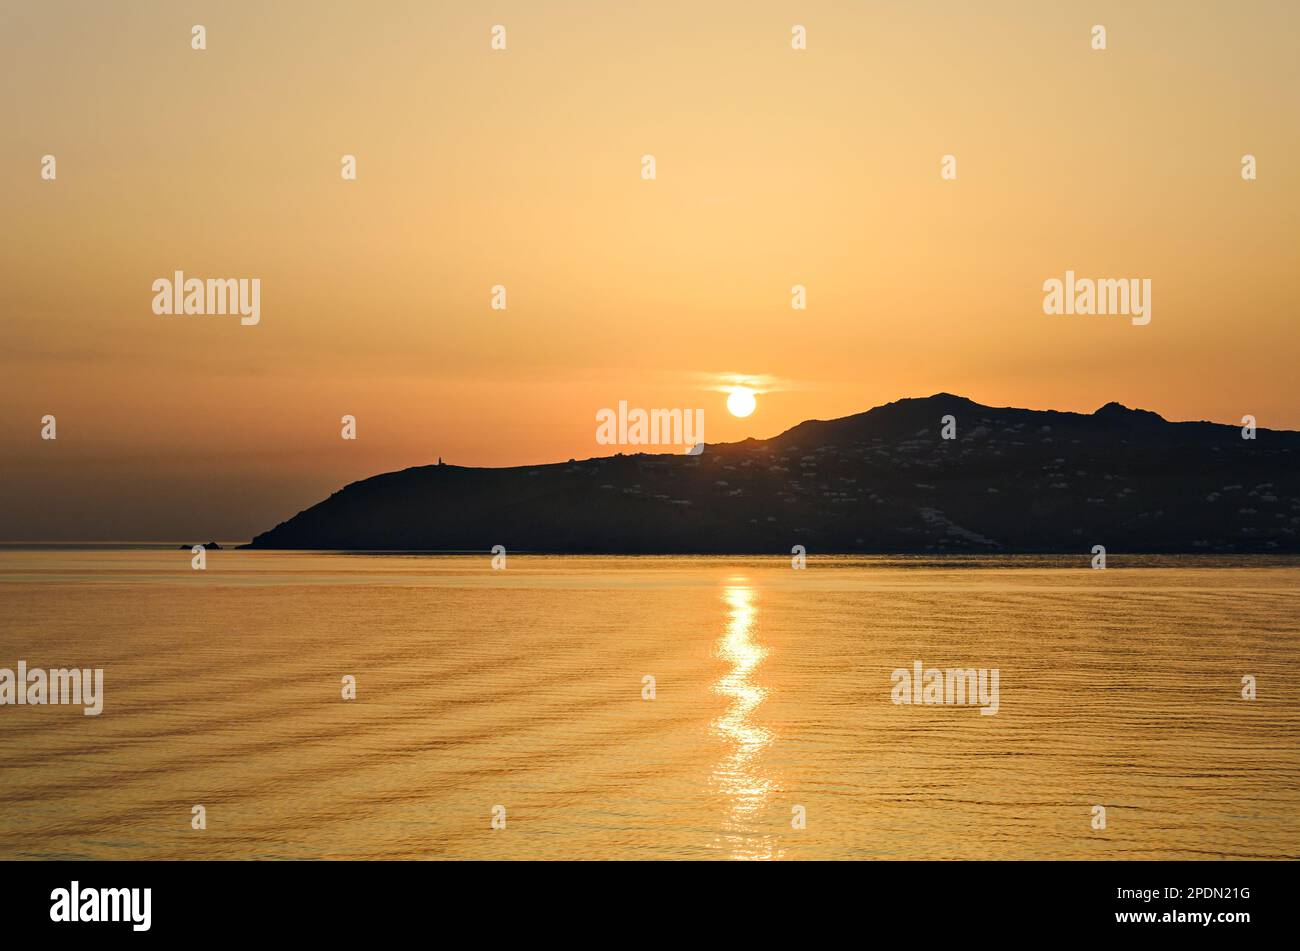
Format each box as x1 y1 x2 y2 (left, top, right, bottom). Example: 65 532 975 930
726 386 757 418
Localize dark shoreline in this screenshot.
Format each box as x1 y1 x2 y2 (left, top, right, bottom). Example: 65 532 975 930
243 394 1300 556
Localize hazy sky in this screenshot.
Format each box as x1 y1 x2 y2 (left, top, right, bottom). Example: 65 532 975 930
2 1 1298 540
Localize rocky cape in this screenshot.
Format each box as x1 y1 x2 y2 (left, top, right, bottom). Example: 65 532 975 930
243 394 1300 553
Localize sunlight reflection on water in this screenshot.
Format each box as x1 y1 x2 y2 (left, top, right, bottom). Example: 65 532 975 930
711 580 782 859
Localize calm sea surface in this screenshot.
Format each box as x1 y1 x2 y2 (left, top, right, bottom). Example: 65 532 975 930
1 550 1297 860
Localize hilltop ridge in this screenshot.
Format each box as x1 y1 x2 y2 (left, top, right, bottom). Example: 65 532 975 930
245 394 1300 553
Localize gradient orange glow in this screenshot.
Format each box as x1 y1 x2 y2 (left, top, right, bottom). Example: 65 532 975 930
2 1 1297 539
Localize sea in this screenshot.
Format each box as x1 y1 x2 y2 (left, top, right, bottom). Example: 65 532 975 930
1 548 1296 860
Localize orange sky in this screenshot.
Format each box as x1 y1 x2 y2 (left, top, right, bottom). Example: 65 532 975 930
2 0 1298 540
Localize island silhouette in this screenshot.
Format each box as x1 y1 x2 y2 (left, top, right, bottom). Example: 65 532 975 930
243 394 1300 553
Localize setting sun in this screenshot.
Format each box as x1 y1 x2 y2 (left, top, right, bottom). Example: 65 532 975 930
726 387 757 418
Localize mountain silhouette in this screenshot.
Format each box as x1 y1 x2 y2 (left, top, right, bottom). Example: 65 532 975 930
244 394 1300 553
